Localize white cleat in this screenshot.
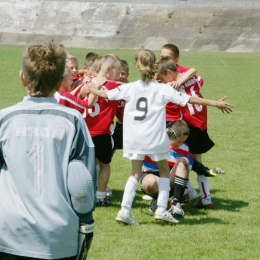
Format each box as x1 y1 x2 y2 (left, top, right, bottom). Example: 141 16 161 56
169 203 185 217
116 211 139 226
154 209 179 225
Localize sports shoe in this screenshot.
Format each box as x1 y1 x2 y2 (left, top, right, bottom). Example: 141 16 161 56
142 195 153 201
154 209 179 225
191 199 214 209
106 186 112 196
181 189 198 203
205 168 225 177
116 211 139 225
95 196 113 207
149 199 157 213
169 203 185 217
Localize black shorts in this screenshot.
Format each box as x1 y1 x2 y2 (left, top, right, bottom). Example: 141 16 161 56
185 127 215 154
92 134 113 164
112 122 123 150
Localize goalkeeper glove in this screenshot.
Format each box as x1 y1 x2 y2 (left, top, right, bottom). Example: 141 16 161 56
76 221 94 260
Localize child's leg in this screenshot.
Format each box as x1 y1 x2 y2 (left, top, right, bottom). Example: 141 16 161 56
120 160 143 215
156 160 171 213
96 162 110 203
194 154 212 204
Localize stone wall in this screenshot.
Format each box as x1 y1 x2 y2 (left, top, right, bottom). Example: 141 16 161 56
0 1 260 51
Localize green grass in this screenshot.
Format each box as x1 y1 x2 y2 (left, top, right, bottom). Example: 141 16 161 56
0 44 260 260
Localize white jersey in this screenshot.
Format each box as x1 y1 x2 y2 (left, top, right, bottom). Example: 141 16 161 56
107 80 190 155
0 97 96 259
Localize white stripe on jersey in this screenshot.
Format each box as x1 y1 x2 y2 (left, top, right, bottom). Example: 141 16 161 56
54 91 86 110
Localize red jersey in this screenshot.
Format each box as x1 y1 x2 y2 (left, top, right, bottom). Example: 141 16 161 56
178 75 207 131
176 64 189 73
115 100 126 123
54 89 88 114
84 81 121 137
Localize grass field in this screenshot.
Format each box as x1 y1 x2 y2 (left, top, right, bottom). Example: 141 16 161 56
0 44 260 260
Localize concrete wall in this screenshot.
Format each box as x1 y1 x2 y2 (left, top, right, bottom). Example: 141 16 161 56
1 1 260 52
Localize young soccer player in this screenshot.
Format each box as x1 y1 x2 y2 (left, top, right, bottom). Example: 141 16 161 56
0 41 96 260
141 120 225 219
156 56 223 209
66 53 82 89
85 54 122 207
112 59 130 157
88 49 233 225
54 58 93 114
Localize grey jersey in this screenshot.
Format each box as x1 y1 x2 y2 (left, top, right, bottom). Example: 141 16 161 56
0 97 96 259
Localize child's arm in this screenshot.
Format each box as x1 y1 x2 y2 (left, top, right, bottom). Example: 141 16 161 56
189 95 234 113
169 68 197 90
86 76 108 106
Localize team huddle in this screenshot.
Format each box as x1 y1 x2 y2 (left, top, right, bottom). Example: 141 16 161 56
0 41 233 260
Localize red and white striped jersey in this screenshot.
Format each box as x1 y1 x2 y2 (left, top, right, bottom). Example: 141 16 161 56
84 80 121 137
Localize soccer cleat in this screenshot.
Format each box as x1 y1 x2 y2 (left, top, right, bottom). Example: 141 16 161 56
154 209 179 225
106 186 112 196
142 194 153 201
149 199 157 213
205 168 225 177
191 199 214 210
116 211 139 226
180 189 198 203
95 196 113 207
169 203 185 217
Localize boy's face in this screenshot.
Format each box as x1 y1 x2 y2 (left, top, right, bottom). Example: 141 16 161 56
169 135 188 150
67 60 78 80
61 71 73 92
160 48 178 64
119 66 129 83
107 65 121 81
157 70 176 83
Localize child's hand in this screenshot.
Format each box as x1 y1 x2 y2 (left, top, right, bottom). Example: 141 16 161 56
94 76 107 89
216 96 234 113
167 81 181 90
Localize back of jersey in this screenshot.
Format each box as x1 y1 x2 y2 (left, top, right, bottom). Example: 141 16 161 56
0 97 95 259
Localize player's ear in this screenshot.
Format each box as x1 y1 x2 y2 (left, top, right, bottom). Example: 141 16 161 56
19 70 27 87
84 66 87 70
174 57 179 64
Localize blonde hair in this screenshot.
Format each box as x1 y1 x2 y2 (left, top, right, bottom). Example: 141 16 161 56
156 57 177 75
93 56 103 76
22 41 66 97
66 53 78 66
134 49 157 84
99 54 121 74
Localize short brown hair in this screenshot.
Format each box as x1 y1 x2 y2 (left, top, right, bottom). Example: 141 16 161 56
22 41 66 97
161 44 180 58
156 57 177 75
135 49 157 84
166 120 190 140
84 52 99 67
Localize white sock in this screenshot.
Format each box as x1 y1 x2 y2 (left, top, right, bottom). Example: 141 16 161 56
157 177 170 213
197 175 211 204
121 176 138 215
96 190 106 200
186 180 195 193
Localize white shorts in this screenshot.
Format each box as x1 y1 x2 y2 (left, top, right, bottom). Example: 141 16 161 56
123 152 170 161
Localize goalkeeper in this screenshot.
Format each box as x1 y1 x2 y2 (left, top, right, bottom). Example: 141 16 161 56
0 41 95 260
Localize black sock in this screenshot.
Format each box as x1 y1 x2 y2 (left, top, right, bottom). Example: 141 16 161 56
173 176 188 206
